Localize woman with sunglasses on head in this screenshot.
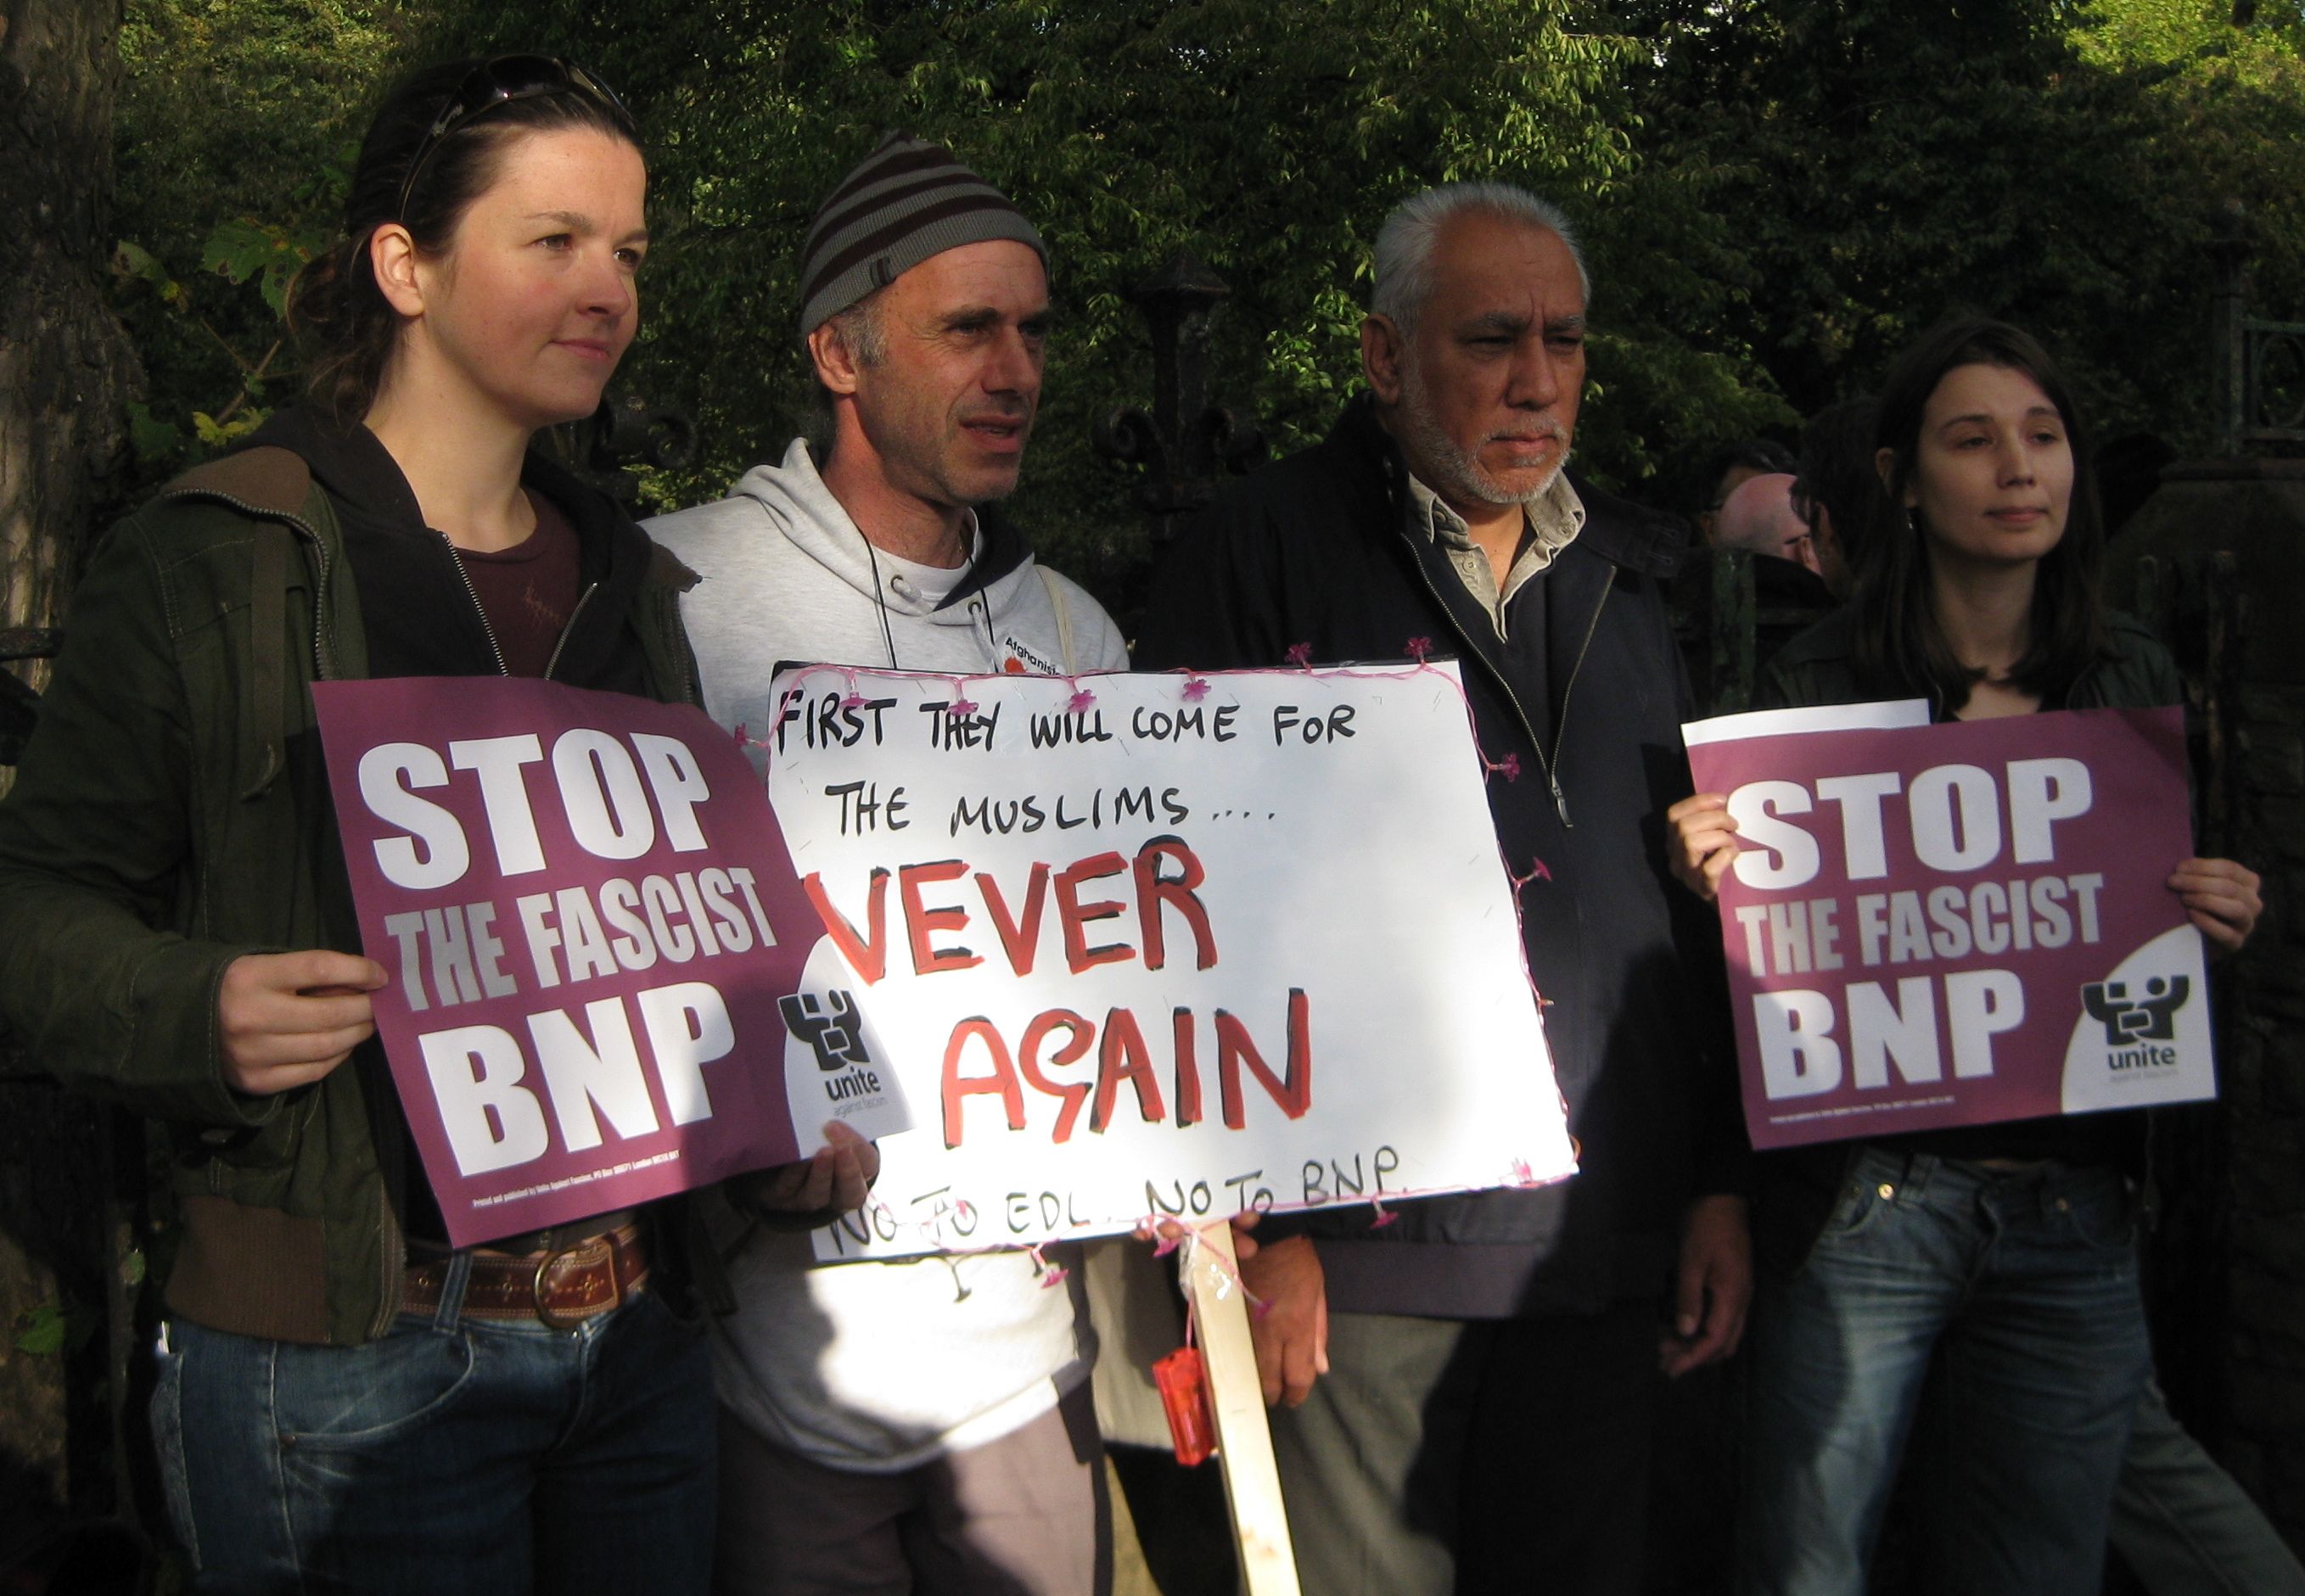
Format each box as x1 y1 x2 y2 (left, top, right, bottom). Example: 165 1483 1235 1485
0 55 861 1593
1666 315 2262 1596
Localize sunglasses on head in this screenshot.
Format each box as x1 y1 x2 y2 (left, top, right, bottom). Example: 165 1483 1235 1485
396 54 635 222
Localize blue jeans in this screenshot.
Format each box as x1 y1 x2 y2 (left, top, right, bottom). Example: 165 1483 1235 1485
153 1263 715 1595
1736 1147 2150 1596
2112 1377 2305 1596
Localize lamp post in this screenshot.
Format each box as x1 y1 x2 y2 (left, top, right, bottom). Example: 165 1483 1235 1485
1095 250 1264 547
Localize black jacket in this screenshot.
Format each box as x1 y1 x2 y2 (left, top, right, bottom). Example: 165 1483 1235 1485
1136 396 1745 1319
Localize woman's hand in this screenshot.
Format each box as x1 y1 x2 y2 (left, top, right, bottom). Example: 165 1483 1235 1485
1666 792 1741 903
2169 857 2263 957
218 949 389 1095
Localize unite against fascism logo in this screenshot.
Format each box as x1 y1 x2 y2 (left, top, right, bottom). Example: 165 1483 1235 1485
781 988 886 1101
2080 974 2191 1070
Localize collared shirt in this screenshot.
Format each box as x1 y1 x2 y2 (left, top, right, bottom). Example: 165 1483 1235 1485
1405 472 1586 639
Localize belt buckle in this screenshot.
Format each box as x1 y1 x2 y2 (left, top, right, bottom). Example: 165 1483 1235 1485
531 1236 619 1331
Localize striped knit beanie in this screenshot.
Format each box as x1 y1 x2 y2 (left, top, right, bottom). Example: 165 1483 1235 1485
796 131 1047 339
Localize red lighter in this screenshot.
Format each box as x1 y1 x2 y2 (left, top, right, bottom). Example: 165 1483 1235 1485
1151 1345 1217 1466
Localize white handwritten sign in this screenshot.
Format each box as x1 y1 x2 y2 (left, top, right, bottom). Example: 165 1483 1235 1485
758 663 1579 1259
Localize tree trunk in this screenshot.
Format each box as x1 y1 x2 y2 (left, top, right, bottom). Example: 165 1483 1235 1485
0 0 141 655
0 0 142 1553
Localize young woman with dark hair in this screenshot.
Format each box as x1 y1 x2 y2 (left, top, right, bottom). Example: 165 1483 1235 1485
0 55 866 1593
1668 315 2261 1595
1842 317 2112 720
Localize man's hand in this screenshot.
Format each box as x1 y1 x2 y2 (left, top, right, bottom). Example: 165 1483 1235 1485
1660 1193 1751 1379
2169 857 2262 957
218 949 388 1095
1665 792 1740 903
1234 1213 1328 1408
737 1121 881 1222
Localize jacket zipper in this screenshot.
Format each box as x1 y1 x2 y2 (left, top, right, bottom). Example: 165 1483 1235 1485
1545 567 1617 828
1402 539 1613 830
441 535 510 676
452 523 602 684
163 489 334 679
542 581 600 681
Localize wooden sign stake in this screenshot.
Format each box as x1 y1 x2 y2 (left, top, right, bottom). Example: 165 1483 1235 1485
1182 1222 1302 1595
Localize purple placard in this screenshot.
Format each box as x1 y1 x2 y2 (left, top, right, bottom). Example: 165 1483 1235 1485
313 677 901 1246
1685 706 2213 1150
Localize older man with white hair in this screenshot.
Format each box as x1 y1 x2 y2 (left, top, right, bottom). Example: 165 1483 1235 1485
1138 183 1751 1595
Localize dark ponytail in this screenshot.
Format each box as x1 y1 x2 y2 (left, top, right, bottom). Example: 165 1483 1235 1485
284 56 640 430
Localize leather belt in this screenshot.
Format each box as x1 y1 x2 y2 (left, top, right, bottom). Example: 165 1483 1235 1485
402 1219 649 1330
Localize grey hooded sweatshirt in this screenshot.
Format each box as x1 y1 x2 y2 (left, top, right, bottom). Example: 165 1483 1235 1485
646 440 1127 1470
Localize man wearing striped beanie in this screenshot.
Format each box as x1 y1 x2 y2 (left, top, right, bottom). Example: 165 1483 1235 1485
646 133 1124 1595
794 131 1057 532
797 131 1048 339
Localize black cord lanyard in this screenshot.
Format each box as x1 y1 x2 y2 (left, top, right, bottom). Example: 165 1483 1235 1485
859 522 999 670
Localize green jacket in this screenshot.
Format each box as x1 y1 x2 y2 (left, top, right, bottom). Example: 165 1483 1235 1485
0 424 704 1345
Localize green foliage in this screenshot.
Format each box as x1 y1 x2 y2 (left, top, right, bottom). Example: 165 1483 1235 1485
2076 0 2305 66
112 204 331 467
112 240 185 307
1618 0 2305 490
114 0 407 473
14 1302 68 1356
410 0 1782 576
191 406 271 451
13 1297 98 1358
111 221 285 470
109 0 2305 552
126 401 187 465
202 215 322 316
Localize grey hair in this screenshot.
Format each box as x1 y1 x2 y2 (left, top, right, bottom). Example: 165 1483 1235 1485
805 293 890 455
826 294 887 367
1370 183 1590 333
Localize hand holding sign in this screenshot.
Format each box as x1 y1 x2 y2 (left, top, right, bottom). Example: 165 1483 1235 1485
2167 857 2262 955
732 1119 882 1224
1232 1215 1328 1408
1664 792 1740 902
219 949 390 1095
